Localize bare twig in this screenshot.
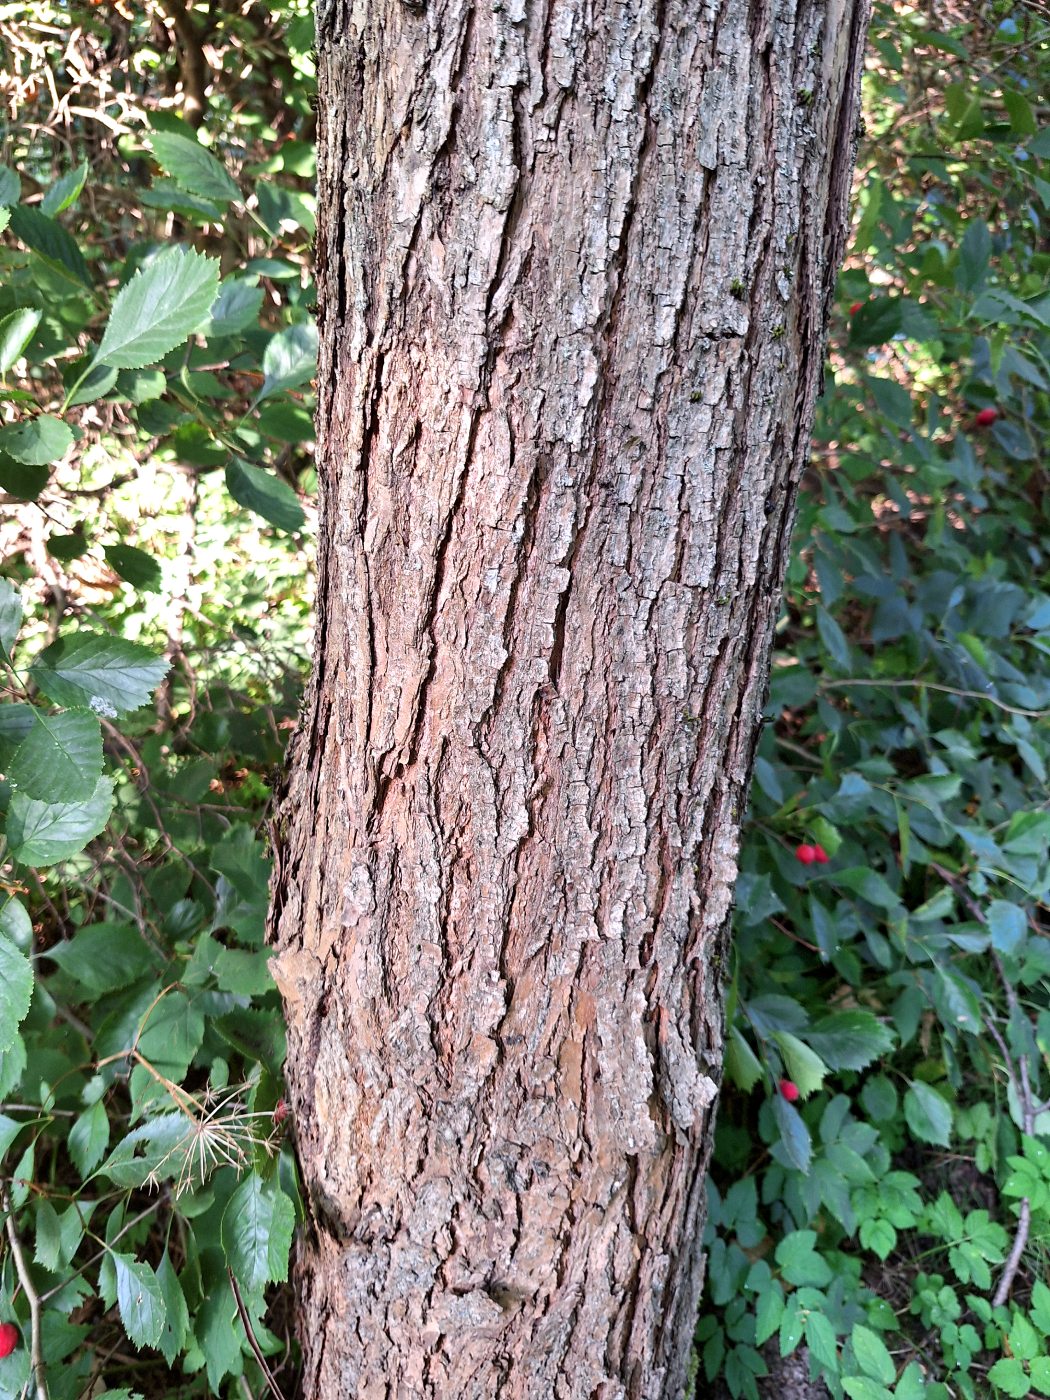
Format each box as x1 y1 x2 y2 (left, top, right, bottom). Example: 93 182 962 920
3 1184 48 1400
228 1268 287 1400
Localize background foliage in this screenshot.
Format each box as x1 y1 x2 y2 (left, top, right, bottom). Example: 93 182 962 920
0 0 1047 1397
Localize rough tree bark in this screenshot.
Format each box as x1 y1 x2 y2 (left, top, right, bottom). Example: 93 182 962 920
269 0 870 1393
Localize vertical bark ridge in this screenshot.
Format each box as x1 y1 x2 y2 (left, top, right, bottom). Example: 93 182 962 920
271 0 871 1393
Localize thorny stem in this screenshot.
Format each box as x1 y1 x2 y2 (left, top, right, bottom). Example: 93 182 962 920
3 1184 49 1400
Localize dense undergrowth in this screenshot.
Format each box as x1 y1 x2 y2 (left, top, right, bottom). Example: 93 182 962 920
0 1 1047 1396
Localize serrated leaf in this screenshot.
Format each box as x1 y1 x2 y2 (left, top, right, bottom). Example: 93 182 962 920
34 1199 63 1271
6 776 114 866
8 205 91 286
0 308 42 373
772 1031 828 1099
103 544 163 593
226 458 305 533
96 247 220 370
988 1357 1032 1399
724 1026 764 1092
0 165 19 205
772 1094 812 1173
69 1098 111 1177
0 933 33 1052
8 708 103 803
221 1171 295 1293
31 633 169 716
258 321 317 401
804 1011 894 1071
40 161 88 217
0 415 73 466
903 1082 953 1146
0 578 22 659
204 277 263 337
156 1250 189 1366
149 131 240 205
112 1252 166 1349
852 1324 895 1385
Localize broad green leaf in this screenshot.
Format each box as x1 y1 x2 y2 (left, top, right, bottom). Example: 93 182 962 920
96 247 220 370
0 454 49 499
47 923 161 999
0 578 22 659
0 897 32 951
259 321 318 401
104 544 163 593
988 1358 1032 1399
34 1200 63 1271
771 1031 827 1099
112 1253 166 1349
0 308 41 373
724 1027 764 1092
772 1094 812 1173
203 277 263 337
156 1250 189 1366
40 160 88 216
805 1311 839 1373
6 776 114 866
31 633 169 716
8 708 103 803
774 1230 831 1287
958 219 991 292
221 1171 295 1293
0 1113 25 1162
0 165 19 205
226 458 305 533
149 131 240 205
8 205 91 286
804 1011 894 1071
0 934 32 1053
0 415 74 466
841 1380 893 1400
988 899 1027 956
755 1283 784 1346
98 1113 197 1189
68 1099 111 1178
903 1082 952 1147
852 1325 895 1385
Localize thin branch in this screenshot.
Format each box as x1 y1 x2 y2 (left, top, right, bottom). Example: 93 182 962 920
3 1185 48 1400
227 1268 287 1400
820 677 1050 719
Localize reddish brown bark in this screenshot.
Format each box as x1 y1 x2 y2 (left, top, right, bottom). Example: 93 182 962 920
269 0 870 1393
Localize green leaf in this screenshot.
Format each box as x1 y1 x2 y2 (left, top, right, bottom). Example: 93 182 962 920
0 933 33 1053
775 1230 831 1287
8 708 103 803
34 1200 63 1271
259 321 318 401
103 544 163 593
988 900 1027 956
842 1381 894 1400
149 131 240 205
221 1171 295 1293
68 1099 111 1178
771 1031 828 1099
96 247 220 370
958 219 992 292
31 633 169 716
0 578 22 659
0 308 42 373
804 1011 894 1071
903 1082 953 1147
0 415 74 466
156 1250 189 1367
1030 1357 1050 1397
724 1026 764 1092
988 1357 1032 1399
806 1311 840 1373
852 1324 895 1385
204 277 263 337
112 1253 166 1349
0 166 19 205
0 454 49 499
755 1284 784 1345
6 776 114 866
772 1091 813 1173
40 161 88 216
8 205 91 286
47 923 161 999
226 458 305 533
0 897 32 951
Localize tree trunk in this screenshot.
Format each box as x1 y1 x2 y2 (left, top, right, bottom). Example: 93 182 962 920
269 0 869 1393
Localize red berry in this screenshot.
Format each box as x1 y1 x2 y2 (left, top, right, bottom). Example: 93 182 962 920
795 844 817 865
848 301 863 316
779 1079 800 1102
0 1323 19 1358
273 1099 290 1125
811 844 829 864
974 407 998 427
